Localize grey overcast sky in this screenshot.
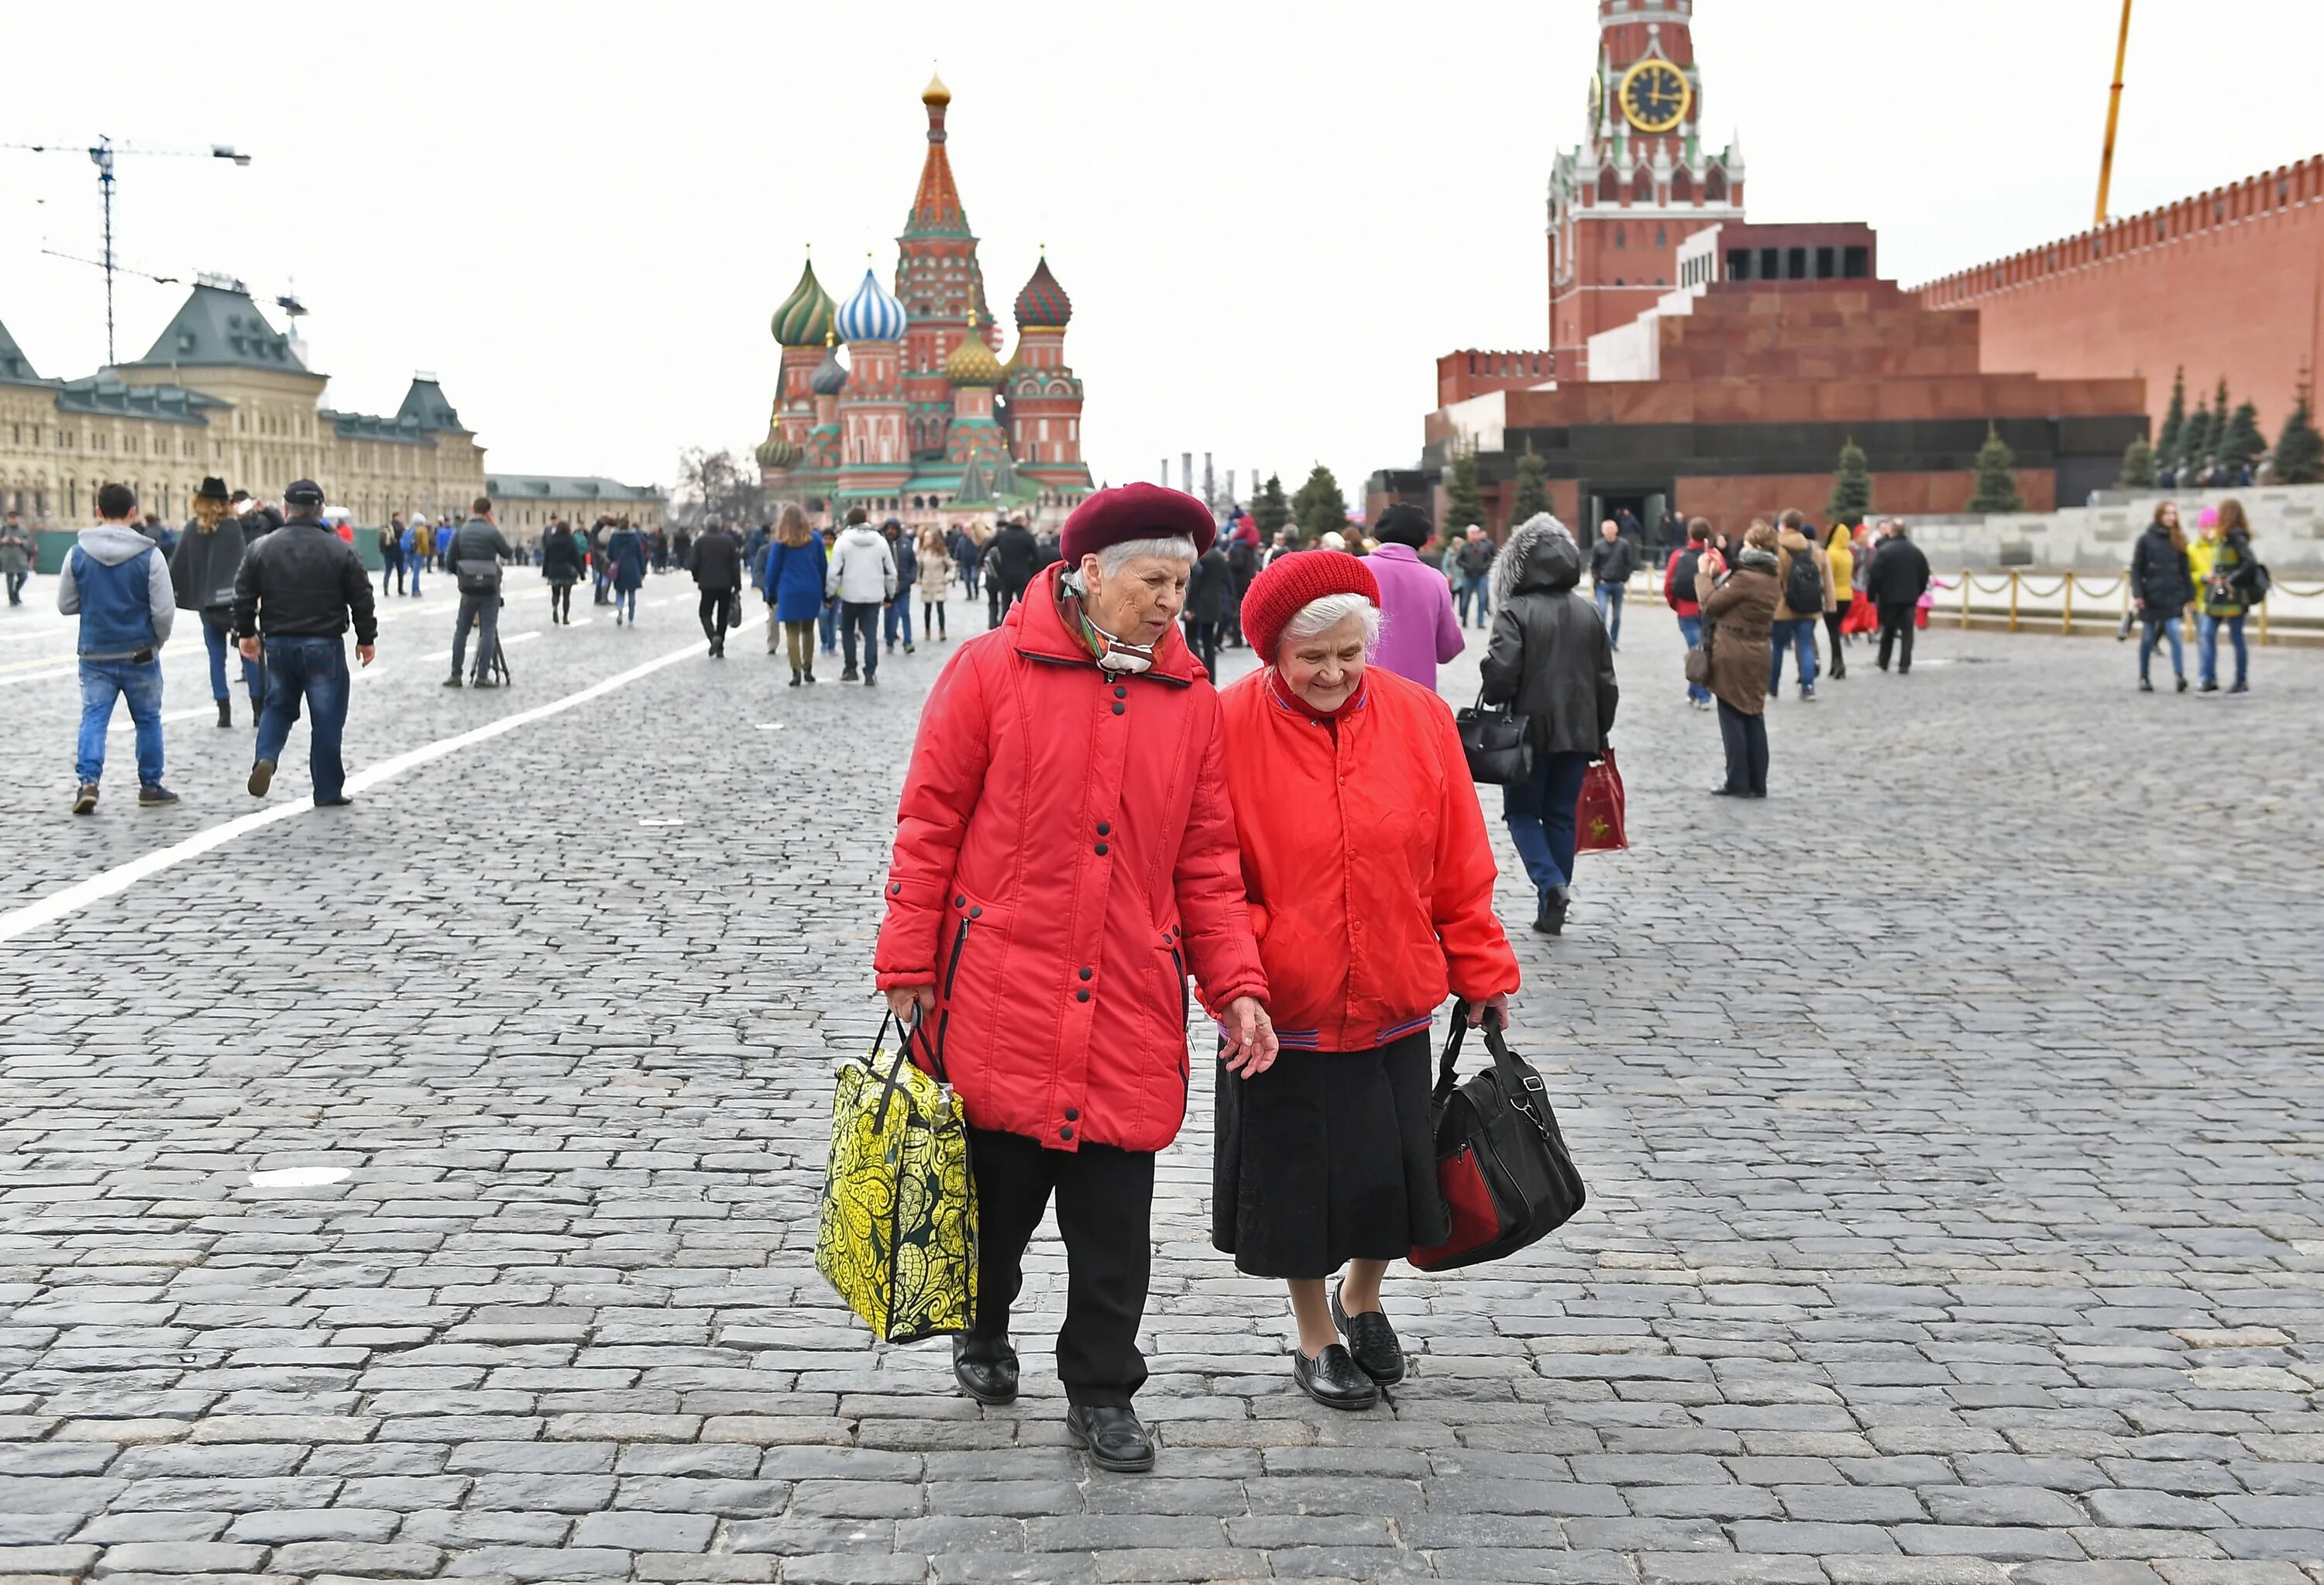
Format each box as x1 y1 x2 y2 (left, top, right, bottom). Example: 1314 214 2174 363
2 1 2317 505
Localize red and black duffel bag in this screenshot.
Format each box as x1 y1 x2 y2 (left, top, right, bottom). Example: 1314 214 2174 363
1409 1006 1587 1270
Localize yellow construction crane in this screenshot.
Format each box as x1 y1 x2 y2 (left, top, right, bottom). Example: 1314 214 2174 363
2095 0 2134 225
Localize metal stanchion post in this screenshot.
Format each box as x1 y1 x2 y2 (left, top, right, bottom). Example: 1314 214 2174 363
2062 574 2074 636
2009 572 2020 633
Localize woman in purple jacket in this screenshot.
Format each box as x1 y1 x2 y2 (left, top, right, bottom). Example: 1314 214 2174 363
1363 504 1464 691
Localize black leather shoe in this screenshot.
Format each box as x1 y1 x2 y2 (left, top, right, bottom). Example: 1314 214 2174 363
952 1337 1019 1406
1531 885 1569 936
1332 1284 1405 1385
1066 1404 1154 1473
1293 1343 1379 1411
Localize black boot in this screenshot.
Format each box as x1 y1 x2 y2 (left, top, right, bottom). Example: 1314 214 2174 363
1065 1404 1155 1472
952 1337 1019 1406
1532 886 1569 936
216 698 232 728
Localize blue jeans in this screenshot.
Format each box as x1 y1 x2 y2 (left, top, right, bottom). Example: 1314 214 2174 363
202 617 263 705
1456 574 1490 627
1502 749 1590 900
1594 582 1626 647
407 557 422 596
616 586 638 622
76 657 163 787
2197 613 2247 686
256 636 351 802
1676 614 1710 703
2139 613 2184 681
962 562 979 598
840 601 881 676
884 596 914 648
819 599 840 653
1769 617 1818 692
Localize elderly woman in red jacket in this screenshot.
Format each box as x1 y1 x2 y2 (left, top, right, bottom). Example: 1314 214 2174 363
875 483 1276 1476
1215 550 1521 1411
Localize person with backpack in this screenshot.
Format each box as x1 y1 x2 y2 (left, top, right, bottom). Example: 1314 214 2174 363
1663 518 1714 710
2196 497 2261 694
1865 519 1932 675
1452 525 1496 628
445 497 513 687
1768 509 1831 701
400 516 427 597
881 518 918 655
380 515 407 597
2130 501 2194 693
61 482 179 813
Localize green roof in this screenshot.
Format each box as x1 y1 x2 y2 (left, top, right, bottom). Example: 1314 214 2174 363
55 374 225 425
395 377 465 432
0 318 50 387
126 283 306 372
486 473 665 503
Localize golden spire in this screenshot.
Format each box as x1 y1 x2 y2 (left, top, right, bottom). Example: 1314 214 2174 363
923 67 951 107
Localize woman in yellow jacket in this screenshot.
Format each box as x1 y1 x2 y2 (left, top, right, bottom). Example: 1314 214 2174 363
1822 523 1856 679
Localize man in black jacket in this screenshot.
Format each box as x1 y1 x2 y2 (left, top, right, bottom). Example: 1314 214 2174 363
446 498 514 687
988 517 1040 617
234 479 376 806
1863 519 1931 675
1588 519 1640 651
690 521 743 658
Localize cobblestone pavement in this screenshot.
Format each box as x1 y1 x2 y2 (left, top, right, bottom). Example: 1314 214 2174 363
2 574 2321 1585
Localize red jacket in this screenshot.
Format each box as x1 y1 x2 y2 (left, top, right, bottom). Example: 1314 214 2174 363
875 567 1267 1154
1218 667 1518 1053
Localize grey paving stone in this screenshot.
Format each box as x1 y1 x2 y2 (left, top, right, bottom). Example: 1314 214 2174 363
572 1508 719 1550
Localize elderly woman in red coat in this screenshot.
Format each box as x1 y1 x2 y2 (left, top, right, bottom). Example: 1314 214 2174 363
875 483 1276 1475
1215 550 1521 1411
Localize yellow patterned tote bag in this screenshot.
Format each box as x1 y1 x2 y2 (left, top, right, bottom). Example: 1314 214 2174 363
816 1012 978 1343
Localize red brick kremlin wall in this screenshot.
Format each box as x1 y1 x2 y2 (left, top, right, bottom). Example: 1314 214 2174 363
1915 157 2324 438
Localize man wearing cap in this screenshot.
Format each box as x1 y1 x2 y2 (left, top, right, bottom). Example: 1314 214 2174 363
233 480 377 807
875 483 1277 1475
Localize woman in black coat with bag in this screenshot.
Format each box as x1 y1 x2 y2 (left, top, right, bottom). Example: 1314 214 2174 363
539 521 584 624
2129 501 2193 693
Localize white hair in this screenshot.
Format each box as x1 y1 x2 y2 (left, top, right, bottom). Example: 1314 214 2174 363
1095 535 1196 578
1280 593 1380 655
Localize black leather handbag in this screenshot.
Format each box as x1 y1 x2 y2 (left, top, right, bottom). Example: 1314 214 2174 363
1409 1007 1587 1271
1456 691 1533 785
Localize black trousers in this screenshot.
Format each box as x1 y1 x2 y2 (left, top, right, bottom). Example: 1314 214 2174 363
964 1126 1154 1408
1717 699 1768 795
1182 617 1219 673
698 590 727 645
1876 601 1917 672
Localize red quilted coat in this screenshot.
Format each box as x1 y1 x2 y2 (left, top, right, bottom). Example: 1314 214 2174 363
875 567 1267 1154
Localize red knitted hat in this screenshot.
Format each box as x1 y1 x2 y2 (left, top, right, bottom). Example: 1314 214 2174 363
1239 549 1380 661
1061 483 1216 564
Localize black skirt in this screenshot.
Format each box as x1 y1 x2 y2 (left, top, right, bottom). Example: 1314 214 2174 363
1212 1030 1447 1279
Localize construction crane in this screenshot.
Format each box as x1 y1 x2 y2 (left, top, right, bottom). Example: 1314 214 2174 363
2 135 253 365
2094 0 2134 225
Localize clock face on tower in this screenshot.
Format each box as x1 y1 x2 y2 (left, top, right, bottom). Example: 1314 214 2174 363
1618 59 1691 134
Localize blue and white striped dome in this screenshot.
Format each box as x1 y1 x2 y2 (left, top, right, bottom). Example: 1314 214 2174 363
837 266 906 343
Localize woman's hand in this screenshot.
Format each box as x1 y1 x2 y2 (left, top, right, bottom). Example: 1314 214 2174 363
1219 995 1279 1078
884 985 937 1024
1464 993 1512 1030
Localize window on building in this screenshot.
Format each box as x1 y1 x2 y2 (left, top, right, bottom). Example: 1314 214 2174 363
1727 249 1751 280
1655 226 1667 248
1815 246 1835 279
1614 225 1626 250
1760 247 1780 279
1843 246 1868 278
1786 247 1808 279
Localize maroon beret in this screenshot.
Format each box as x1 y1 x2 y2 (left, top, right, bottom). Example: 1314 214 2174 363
1061 483 1216 564
1239 548 1380 661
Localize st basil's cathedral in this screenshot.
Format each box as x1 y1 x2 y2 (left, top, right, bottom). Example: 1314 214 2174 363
755 74 1092 530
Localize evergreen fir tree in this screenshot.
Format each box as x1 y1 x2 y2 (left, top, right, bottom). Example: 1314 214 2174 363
1826 437 1873 525
1967 424 2023 514
1291 464 1349 542
2156 366 2186 465
1252 473 1291 541
1508 440 1549 525
1442 442 1487 539
2178 399 2215 474
2117 438 2157 489
2216 401 2265 476
2274 387 2324 484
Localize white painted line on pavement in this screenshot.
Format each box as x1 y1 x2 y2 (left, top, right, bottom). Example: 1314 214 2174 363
0 641 702 944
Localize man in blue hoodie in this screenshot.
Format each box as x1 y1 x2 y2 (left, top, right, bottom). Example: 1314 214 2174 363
60 482 178 813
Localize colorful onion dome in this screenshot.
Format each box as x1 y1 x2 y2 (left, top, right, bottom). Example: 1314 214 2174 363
771 255 837 348
837 263 907 343
756 433 799 469
944 313 1003 386
1013 251 1072 329
810 335 848 397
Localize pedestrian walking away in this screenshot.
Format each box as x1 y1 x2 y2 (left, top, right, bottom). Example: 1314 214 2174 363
60 483 178 813
881 518 918 653
1 509 33 605
987 514 1040 621
606 519 648 626
690 519 743 658
539 518 583 624
2130 500 2194 693
1217 548 1518 1411
1769 509 1832 700
1865 517 1931 676
1364 504 1463 690
445 498 513 686
1589 518 1639 649
399 516 427 597
2196 498 2260 693
916 524 954 641
1664 518 1713 709
234 479 377 806
380 515 407 597
168 476 261 727
1182 536 1229 673
826 507 897 684
1821 521 1855 678
760 504 828 683
1481 514 1620 936
1453 524 1496 628
1697 523 1782 796
874 483 1275 1475
952 523 982 601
